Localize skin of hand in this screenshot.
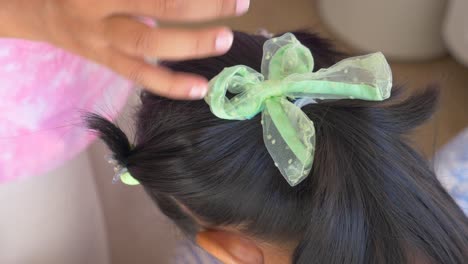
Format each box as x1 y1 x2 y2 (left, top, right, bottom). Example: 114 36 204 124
0 0 250 99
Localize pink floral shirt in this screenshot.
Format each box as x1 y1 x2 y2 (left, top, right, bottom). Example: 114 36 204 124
0 39 131 183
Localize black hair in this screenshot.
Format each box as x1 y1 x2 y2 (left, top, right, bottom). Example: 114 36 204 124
86 31 468 263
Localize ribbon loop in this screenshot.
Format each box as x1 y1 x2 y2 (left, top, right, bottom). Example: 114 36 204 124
284 52 392 101
262 33 314 80
206 33 392 186
206 66 264 120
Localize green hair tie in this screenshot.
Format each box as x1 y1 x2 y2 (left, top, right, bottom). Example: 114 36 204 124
205 33 392 186
106 155 140 186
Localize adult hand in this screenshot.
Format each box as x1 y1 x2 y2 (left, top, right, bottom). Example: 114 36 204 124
0 0 250 99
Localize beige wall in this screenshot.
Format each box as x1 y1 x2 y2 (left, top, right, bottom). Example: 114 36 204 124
443 0 468 66
0 151 109 264
318 0 447 60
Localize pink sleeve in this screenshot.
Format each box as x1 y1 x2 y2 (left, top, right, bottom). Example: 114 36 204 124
0 39 132 183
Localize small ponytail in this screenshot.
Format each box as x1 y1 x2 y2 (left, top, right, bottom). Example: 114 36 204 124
84 113 132 166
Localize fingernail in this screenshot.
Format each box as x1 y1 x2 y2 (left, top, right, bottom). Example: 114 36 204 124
215 31 234 52
189 84 208 99
236 0 250 15
137 17 157 27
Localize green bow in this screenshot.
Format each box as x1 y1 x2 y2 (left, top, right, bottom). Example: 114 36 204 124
205 33 392 186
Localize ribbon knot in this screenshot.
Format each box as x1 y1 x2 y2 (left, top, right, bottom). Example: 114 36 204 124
205 33 392 186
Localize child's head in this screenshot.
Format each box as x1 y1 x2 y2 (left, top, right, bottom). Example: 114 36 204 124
88 32 468 264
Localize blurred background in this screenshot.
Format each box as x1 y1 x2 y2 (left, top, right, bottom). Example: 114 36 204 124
1 0 467 263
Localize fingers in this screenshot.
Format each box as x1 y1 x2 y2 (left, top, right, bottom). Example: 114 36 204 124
112 0 250 21
89 0 249 99
105 17 233 60
99 48 209 99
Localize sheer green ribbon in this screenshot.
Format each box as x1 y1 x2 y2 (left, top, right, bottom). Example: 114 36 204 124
205 33 392 186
